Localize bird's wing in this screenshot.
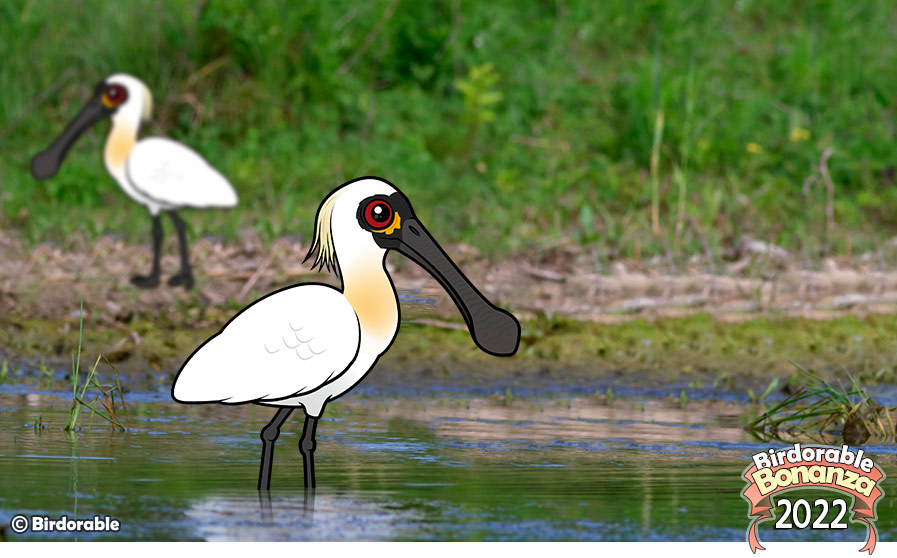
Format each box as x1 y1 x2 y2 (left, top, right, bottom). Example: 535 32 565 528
126 137 238 208
172 284 361 404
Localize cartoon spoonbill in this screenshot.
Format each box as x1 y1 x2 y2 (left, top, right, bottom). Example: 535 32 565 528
172 177 520 490
31 73 237 290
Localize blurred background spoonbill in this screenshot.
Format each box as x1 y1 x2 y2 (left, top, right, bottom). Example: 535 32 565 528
31 73 238 290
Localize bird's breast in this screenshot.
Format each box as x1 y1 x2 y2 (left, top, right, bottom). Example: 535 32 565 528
348 287 399 347
343 268 399 349
104 124 137 171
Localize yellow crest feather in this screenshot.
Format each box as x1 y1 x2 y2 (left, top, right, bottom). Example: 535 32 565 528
305 191 341 277
141 82 153 122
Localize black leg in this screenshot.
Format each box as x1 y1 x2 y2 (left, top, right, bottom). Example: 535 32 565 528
258 489 273 523
299 414 319 489
303 486 315 521
167 211 195 290
258 407 293 491
130 215 162 288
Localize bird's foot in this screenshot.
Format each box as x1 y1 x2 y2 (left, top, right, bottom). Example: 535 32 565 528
168 272 195 290
130 273 161 289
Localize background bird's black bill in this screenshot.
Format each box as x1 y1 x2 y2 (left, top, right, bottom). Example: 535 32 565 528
31 97 108 179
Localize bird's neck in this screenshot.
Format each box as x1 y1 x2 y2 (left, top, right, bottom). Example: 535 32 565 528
341 252 399 347
103 119 139 173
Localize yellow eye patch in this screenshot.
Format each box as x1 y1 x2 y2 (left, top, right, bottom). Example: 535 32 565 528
372 213 401 235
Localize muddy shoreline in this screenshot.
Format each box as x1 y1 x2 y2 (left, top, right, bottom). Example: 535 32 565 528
3 231 897 395
5 231 897 323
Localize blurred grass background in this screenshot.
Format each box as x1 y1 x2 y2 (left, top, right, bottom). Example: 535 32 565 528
1 0 897 262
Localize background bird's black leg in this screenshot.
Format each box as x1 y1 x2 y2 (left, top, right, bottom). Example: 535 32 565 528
130 214 162 288
258 407 293 491
167 211 194 290
299 414 319 489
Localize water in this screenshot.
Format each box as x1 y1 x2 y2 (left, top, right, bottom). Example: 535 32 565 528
0 391 894 541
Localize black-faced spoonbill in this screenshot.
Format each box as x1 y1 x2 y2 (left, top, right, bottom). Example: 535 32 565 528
31 73 237 290
172 177 520 489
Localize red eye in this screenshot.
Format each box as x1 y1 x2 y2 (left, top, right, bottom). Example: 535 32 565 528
364 200 393 229
102 84 128 106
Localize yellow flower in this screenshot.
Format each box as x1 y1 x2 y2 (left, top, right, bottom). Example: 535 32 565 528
746 142 763 154
790 127 810 142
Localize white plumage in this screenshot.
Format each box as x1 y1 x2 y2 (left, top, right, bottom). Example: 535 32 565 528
173 179 400 418
173 285 360 405
127 137 237 210
94 74 238 215
31 72 239 289
170 177 520 489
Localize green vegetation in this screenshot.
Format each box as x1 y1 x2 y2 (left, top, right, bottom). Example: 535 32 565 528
64 304 130 431
64 352 130 431
5 309 897 395
748 364 896 444
2 1 897 259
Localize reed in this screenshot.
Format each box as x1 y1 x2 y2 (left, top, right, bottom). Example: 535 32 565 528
748 364 895 445
64 303 130 432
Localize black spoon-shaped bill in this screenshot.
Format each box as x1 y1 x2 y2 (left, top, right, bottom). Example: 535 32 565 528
31 96 109 180
394 217 520 356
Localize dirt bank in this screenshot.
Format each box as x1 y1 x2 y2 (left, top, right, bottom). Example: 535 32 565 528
3 231 897 324
3 231 897 394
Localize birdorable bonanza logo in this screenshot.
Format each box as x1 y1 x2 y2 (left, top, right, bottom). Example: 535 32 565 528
741 443 885 554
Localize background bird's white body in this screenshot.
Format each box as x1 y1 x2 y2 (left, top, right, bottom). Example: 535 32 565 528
102 74 237 215
173 180 403 417
30 72 239 290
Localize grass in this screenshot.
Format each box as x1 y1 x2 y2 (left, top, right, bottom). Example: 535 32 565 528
2 1 897 261
747 363 896 445
6 309 897 400
63 302 130 432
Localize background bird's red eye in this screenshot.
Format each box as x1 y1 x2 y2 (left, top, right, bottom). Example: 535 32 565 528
104 85 127 105
364 200 393 228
